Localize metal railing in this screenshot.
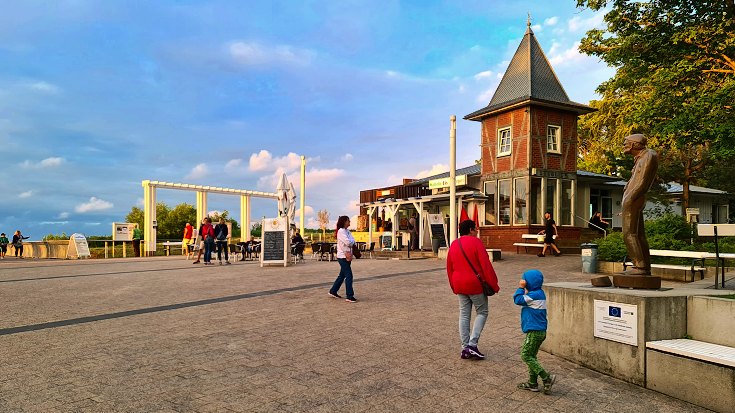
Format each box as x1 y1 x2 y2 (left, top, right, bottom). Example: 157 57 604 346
575 215 607 238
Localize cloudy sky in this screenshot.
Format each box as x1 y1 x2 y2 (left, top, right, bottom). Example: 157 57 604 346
0 0 614 239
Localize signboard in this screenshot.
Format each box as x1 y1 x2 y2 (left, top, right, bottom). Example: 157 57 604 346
593 300 638 346
260 217 289 267
685 208 700 215
429 174 467 189
427 214 447 248
67 233 91 259
112 222 137 241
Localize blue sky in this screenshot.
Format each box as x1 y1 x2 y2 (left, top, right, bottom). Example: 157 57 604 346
0 0 614 239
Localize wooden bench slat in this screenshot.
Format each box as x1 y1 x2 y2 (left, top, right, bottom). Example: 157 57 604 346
646 339 735 368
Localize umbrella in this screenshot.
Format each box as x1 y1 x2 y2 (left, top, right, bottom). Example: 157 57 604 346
276 173 290 218
460 206 470 222
472 204 480 236
287 182 297 222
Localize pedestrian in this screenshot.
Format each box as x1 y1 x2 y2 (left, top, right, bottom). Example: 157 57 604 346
513 269 556 394
446 219 500 360
214 218 230 265
132 226 143 257
200 217 216 265
192 218 207 264
0 232 9 259
328 215 358 303
409 213 419 250
12 230 30 258
182 223 194 259
589 211 609 235
537 211 561 257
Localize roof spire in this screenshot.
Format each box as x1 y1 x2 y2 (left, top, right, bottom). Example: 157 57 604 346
526 12 533 34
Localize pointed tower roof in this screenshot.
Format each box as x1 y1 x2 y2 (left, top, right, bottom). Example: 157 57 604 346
464 22 594 120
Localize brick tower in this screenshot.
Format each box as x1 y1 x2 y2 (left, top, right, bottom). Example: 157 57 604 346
464 21 595 251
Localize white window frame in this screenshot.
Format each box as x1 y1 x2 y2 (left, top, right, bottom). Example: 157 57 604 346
498 127 512 156
547 125 561 154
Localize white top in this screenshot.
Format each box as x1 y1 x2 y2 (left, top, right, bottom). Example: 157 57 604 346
336 227 355 259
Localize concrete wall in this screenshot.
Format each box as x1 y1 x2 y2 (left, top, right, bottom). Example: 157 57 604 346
8 241 68 259
545 283 694 386
688 296 735 347
646 349 735 413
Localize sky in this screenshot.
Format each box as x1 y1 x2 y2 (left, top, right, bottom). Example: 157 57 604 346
0 0 615 239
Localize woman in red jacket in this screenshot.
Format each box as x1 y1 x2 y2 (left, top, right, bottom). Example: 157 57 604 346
446 219 500 360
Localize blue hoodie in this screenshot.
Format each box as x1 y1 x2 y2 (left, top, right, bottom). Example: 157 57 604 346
513 269 547 333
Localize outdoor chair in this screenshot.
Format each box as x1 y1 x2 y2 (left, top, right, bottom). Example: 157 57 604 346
229 244 242 261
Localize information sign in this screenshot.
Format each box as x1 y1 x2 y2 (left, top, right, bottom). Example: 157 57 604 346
112 223 136 241
593 300 638 346
429 174 467 189
67 233 91 259
427 214 447 248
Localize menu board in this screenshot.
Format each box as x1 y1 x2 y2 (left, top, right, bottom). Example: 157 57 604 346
67 233 91 259
427 214 447 248
260 217 289 267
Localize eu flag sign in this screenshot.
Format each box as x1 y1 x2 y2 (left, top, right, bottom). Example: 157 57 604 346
608 306 622 317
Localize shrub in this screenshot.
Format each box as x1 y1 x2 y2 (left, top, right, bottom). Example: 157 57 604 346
594 231 627 262
645 213 692 241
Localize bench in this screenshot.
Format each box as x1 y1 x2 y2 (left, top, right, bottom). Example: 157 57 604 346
646 338 735 412
161 241 183 256
623 249 707 282
513 234 545 254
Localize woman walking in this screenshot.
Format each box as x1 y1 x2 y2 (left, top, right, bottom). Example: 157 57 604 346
12 230 30 258
328 216 358 303
446 220 500 359
200 218 216 265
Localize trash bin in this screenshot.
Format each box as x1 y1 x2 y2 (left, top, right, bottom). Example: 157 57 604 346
581 243 598 273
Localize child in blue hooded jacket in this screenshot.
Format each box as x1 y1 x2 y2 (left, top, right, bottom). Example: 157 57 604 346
513 269 556 394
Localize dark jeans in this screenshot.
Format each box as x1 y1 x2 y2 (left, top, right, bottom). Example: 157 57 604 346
133 239 141 257
15 244 23 257
330 258 354 299
216 241 229 261
204 240 214 263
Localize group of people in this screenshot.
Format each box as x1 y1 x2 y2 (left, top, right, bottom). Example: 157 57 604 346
327 217 556 394
182 218 233 265
0 230 30 259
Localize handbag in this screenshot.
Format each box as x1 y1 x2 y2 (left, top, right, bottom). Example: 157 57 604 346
351 244 361 259
457 239 495 296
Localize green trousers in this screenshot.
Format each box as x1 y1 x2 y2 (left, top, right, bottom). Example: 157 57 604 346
521 330 548 384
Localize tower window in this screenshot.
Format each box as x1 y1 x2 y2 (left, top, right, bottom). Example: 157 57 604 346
498 127 512 156
547 125 560 154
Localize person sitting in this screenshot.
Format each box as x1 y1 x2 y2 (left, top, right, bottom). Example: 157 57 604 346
291 229 304 245
291 229 305 260
238 236 259 261
589 211 609 234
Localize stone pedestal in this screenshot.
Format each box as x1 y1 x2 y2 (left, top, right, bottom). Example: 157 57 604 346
613 274 661 289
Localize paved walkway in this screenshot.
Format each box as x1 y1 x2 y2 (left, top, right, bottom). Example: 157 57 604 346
0 254 716 412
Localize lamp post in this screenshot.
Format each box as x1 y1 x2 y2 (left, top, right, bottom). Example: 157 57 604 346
449 115 457 244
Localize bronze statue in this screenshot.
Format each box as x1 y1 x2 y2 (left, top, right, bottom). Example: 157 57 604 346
621 134 658 275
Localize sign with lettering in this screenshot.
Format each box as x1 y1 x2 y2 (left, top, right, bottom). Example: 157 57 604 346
429 174 467 189
593 300 638 346
260 217 289 267
112 223 136 241
427 214 447 248
67 233 91 259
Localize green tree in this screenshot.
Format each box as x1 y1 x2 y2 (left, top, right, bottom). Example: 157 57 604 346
250 222 262 237
124 203 243 240
577 0 735 210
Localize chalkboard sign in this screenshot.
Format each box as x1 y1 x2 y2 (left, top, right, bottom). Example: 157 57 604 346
381 234 392 250
263 231 284 261
430 224 447 248
260 217 289 267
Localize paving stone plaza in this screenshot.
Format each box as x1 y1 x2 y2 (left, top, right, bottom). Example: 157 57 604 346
0 254 715 412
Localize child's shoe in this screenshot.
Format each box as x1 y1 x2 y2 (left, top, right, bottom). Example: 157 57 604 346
542 374 556 394
517 382 539 392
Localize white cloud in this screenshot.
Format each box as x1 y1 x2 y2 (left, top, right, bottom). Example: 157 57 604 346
295 205 315 217
228 41 314 66
415 164 448 179
567 11 605 33
307 168 345 186
258 167 343 191
531 24 542 32
544 16 559 26
250 150 307 174
40 221 69 225
58 212 70 219
224 158 246 175
344 199 359 216
20 157 65 169
75 197 113 213
548 42 586 67
28 81 60 94
473 70 493 80
342 153 353 162
19 190 33 198
185 163 208 180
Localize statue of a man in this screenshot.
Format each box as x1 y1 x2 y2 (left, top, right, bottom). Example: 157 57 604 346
621 134 658 275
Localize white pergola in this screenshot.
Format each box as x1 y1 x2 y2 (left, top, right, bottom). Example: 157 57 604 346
359 190 482 250
141 180 278 256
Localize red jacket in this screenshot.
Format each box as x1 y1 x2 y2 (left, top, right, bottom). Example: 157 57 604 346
446 236 500 295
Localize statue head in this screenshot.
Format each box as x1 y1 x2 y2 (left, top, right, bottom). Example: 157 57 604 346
623 133 647 154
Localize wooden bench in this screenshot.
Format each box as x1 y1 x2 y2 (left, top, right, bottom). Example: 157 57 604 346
623 249 707 282
513 234 545 254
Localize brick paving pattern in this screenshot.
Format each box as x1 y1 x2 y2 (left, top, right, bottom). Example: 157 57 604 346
0 254 712 412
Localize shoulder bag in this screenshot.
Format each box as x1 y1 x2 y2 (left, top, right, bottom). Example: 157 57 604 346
458 238 495 296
